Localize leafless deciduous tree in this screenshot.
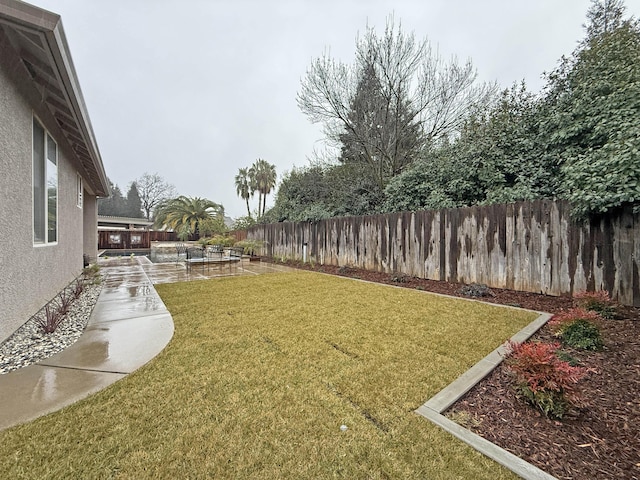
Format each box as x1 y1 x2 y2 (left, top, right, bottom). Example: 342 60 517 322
297 16 496 188
135 172 177 220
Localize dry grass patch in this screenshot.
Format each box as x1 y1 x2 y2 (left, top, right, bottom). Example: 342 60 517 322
0 271 537 479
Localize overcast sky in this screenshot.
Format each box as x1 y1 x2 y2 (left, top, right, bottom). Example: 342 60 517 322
30 0 640 219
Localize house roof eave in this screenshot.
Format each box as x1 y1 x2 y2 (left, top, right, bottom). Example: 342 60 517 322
0 0 110 197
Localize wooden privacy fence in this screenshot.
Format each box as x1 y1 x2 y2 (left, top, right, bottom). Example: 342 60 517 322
98 230 151 249
247 200 639 306
98 230 199 249
98 230 244 250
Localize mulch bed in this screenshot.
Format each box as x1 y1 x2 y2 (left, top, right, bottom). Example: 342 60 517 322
271 259 640 479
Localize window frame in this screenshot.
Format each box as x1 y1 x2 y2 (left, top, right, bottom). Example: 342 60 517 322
76 172 83 208
32 116 58 246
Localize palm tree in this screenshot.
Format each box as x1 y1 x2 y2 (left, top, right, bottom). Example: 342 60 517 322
234 168 253 218
154 196 224 239
248 162 260 218
249 159 277 218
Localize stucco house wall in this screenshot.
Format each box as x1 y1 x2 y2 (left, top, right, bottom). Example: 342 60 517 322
83 193 98 261
0 1 108 343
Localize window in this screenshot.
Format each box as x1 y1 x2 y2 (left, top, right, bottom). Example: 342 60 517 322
109 234 121 244
76 173 83 208
131 234 142 245
33 117 57 244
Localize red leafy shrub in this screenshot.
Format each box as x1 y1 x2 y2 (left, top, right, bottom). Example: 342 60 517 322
550 307 601 327
505 341 587 419
574 290 617 319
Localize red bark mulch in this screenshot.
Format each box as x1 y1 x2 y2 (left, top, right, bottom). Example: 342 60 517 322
273 259 640 480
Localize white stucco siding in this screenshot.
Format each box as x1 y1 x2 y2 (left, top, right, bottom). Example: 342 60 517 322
0 47 85 343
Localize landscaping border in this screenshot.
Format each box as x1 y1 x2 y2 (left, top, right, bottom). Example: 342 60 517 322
415 312 556 480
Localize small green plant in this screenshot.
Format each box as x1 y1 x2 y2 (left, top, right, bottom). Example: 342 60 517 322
550 308 604 350
560 319 603 351
505 341 586 419
274 254 291 263
83 263 100 277
556 350 580 367
207 234 236 247
574 290 617 319
234 239 264 256
82 264 102 285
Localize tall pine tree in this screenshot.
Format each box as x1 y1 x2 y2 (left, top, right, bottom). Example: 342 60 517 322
126 182 143 218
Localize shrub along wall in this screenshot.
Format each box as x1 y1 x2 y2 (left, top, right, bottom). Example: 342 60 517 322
248 200 639 306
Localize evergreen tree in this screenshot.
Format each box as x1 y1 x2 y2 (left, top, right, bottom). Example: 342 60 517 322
584 0 627 40
98 179 127 216
125 182 143 218
338 57 424 192
544 5 640 217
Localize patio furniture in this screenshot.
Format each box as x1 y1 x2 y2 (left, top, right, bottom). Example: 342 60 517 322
185 246 205 271
175 243 187 265
184 245 241 274
206 244 224 260
229 246 244 265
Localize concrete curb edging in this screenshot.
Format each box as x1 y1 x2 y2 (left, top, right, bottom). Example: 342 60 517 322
415 312 557 480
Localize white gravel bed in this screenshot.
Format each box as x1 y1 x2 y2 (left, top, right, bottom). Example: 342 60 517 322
0 279 103 374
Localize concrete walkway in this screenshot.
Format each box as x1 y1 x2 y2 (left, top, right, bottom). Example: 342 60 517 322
0 256 294 431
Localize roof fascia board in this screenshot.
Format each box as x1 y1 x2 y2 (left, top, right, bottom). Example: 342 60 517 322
0 0 59 31
46 21 110 196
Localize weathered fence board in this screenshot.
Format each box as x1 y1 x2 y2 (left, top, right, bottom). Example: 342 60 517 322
248 200 639 306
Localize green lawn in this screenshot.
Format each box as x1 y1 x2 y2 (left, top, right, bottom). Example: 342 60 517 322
0 271 537 479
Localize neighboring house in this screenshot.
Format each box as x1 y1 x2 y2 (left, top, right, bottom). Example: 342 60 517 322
0 1 109 342
98 216 154 231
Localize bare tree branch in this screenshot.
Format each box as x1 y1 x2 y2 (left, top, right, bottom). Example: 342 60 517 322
135 172 177 220
297 15 497 188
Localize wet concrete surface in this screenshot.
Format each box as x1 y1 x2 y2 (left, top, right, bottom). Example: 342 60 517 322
43 313 174 373
0 256 294 431
0 365 124 430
